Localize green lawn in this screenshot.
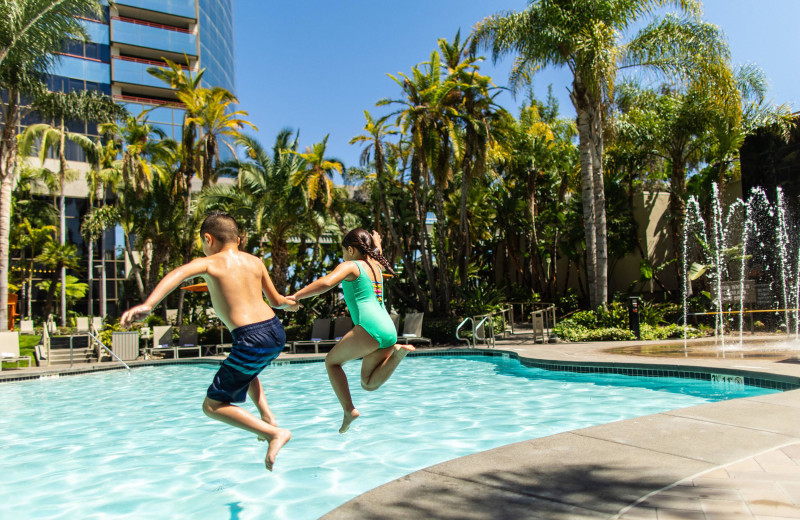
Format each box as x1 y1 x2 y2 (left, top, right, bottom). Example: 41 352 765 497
1 334 40 370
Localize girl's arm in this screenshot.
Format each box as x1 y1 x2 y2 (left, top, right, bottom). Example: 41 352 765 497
261 262 299 310
371 230 383 255
121 258 209 326
291 262 359 301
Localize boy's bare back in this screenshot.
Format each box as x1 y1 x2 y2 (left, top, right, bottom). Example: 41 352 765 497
202 249 277 330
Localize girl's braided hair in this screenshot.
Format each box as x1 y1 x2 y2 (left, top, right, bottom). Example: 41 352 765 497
342 228 396 278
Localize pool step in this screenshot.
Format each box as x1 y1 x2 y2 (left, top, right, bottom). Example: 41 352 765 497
46 347 96 365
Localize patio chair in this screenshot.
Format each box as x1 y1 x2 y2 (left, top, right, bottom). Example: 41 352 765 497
176 324 202 358
332 316 354 340
91 317 103 334
149 325 175 358
292 318 336 354
19 320 34 334
0 331 30 371
390 313 401 333
76 317 89 333
399 312 432 347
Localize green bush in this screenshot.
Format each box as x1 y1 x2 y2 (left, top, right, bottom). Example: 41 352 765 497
554 318 700 342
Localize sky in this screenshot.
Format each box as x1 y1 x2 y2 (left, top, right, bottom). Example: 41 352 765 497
233 0 799 171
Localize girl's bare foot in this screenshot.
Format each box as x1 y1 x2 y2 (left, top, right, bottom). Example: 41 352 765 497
394 344 415 358
265 428 292 471
339 408 360 434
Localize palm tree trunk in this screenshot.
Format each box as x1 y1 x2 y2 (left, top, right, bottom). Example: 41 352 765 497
58 120 67 327
575 102 598 309
590 104 608 307
100 229 106 317
669 154 687 290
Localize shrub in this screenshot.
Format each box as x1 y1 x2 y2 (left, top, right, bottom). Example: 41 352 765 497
422 317 464 345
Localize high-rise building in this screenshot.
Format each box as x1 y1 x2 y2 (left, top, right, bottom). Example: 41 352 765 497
17 0 237 318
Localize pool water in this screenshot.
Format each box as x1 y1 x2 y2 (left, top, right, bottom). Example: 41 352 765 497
0 355 777 520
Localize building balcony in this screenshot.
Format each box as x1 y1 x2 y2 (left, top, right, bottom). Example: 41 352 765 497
114 0 196 20
50 55 110 84
112 56 180 89
111 17 196 56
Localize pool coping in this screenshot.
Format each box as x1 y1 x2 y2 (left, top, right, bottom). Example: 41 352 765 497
5 342 800 518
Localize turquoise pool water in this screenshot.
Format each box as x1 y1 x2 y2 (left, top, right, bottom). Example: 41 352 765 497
0 355 777 520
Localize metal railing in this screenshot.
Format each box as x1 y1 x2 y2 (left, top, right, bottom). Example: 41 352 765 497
455 302 559 346
87 331 131 373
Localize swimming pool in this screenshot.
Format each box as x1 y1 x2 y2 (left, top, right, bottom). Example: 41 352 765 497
0 355 778 520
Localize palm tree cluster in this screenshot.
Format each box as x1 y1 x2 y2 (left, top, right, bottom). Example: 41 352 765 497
1 0 794 330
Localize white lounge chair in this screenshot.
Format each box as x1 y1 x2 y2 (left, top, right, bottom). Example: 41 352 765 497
0 331 30 371
76 317 89 333
91 317 103 334
19 320 34 334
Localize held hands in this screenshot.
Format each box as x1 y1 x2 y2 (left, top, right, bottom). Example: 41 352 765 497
120 304 152 328
281 296 301 312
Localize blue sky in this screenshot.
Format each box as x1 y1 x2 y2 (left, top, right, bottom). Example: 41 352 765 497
233 0 798 170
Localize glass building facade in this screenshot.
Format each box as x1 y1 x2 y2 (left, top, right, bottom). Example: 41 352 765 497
13 0 236 318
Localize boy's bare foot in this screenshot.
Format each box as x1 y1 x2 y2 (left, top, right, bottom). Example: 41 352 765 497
339 409 360 434
265 428 292 472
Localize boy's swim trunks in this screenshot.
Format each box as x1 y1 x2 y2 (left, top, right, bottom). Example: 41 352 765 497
206 316 286 403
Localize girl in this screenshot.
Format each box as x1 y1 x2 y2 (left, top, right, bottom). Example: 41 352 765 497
290 228 414 433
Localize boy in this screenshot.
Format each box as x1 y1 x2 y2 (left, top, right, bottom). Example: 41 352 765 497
121 212 298 471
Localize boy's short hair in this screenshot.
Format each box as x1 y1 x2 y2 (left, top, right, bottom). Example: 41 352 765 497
200 212 240 244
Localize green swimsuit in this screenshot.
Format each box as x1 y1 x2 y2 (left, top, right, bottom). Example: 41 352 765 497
342 261 397 349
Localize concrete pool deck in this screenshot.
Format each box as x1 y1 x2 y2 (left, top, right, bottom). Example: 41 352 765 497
323 337 800 519
4 336 800 518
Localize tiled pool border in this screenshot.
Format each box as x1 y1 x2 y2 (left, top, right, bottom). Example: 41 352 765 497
2 348 799 391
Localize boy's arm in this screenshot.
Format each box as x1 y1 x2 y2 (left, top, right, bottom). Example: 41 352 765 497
261 262 298 310
291 262 358 301
120 258 209 327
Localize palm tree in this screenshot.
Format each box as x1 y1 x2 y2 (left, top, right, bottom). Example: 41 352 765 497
34 240 81 320
14 219 56 318
290 135 343 210
0 0 102 330
472 0 730 308
201 132 307 293
19 90 123 325
188 88 257 189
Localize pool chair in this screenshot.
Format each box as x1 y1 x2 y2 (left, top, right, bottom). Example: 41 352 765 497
332 316 354 340
148 325 175 359
75 317 89 333
176 324 202 358
399 312 432 347
19 320 34 334
292 318 336 354
91 317 103 334
0 331 30 371
390 313 401 333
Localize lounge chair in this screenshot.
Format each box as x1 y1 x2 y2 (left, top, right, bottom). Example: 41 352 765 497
0 331 30 371
399 312 432 347
76 317 90 333
333 316 354 340
292 318 336 354
176 324 202 358
390 313 401 333
91 317 103 334
148 325 175 358
19 320 34 334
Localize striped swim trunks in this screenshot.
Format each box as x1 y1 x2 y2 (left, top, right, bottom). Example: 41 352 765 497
206 316 286 403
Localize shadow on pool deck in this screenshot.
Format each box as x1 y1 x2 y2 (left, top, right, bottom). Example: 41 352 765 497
322 340 800 519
